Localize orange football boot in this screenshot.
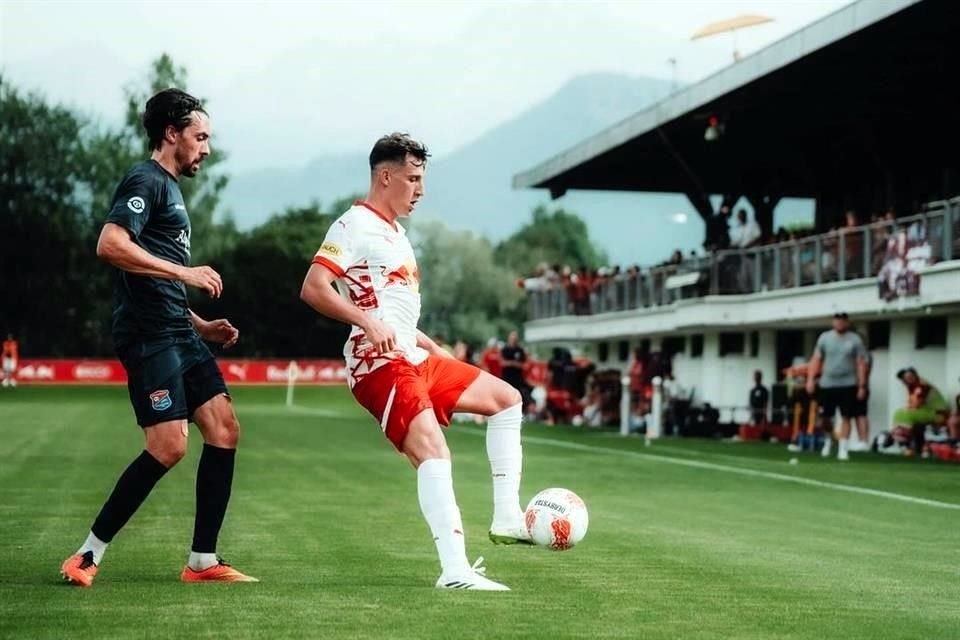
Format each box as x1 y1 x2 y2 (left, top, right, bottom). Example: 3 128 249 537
180 557 258 583
60 551 98 587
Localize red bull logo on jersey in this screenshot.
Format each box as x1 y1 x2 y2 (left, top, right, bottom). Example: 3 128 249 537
150 389 173 411
382 263 419 290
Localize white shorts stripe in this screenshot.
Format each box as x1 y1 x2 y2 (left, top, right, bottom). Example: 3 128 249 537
380 384 398 432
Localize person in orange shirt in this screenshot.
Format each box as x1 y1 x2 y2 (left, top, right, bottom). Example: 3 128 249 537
479 338 502 378
2 334 18 388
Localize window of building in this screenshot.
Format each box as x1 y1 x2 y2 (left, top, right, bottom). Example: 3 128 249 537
719 332 745 356
915 317 947 349
597 341 609 362
749 331 760 358
867 321 889 350
690 334 704 358
662 336 686 357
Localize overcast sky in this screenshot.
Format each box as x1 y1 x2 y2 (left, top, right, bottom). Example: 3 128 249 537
2 0 851 173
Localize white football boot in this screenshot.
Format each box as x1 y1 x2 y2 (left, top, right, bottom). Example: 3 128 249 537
435 557 510 591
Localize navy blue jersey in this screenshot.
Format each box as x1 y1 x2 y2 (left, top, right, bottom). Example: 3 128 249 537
105 160 194 348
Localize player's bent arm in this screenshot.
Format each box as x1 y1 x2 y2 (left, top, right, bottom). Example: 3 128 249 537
96 222 187 280
301 263 398 354
96 223 223 298
300 263 369 327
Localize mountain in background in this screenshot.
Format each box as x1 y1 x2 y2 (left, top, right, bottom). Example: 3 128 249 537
221 72 707 265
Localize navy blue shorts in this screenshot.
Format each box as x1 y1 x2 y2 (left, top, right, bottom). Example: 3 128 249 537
118 337 229 428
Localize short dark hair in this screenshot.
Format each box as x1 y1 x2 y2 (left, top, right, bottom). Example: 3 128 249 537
142 88 206 151
369 132 430 169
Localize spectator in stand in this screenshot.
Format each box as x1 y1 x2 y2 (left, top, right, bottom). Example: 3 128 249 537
568 266 592 315
892 367 949 456
453 340 469 363
704 205 732 253
805 312 868 461
479 338 502 378
842 210 863 279
730 209 761 249
749 370 769 425
500 331 529 407
2 333 18 388
730 209 762 292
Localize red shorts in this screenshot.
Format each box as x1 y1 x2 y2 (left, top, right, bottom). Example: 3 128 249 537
351 355 482 451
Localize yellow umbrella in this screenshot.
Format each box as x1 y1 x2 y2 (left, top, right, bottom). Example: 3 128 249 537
691 14 774 61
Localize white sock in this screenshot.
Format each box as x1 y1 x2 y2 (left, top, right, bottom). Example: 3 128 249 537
839 439 849 455
486 402 524 527
77 531 108 566
188 551 219 571
417 458 470 575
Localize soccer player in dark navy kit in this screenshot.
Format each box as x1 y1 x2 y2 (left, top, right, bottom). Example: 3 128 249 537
61 89 256 586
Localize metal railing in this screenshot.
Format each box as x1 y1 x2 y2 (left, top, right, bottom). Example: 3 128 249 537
526 197 960 320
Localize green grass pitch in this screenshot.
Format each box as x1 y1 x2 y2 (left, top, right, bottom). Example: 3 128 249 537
1 386 958 639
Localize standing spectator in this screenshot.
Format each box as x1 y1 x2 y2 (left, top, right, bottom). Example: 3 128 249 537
479 338 502 378
704 205 732 252
730 209 761 249
500 331 529 407
851 345 872 450
892 367 949 456
2 333 18 388
748 370 769 425
805 312 869 461
629 345 651 415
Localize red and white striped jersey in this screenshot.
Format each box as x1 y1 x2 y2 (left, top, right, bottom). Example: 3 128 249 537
312 201 427 387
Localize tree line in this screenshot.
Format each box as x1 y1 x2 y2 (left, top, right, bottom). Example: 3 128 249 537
0 55 606 358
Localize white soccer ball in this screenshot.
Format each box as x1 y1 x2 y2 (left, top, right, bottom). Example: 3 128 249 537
524 488 589 551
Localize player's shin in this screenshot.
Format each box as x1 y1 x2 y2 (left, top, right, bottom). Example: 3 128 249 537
417 458 470 574
190 444 235 570
87 450 170 561
486 402 524 527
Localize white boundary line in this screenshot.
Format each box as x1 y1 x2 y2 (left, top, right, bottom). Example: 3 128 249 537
454 427 960 511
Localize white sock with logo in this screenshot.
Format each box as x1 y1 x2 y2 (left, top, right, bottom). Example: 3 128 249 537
77 531 108 566
486 402 524 528
417 458 470 575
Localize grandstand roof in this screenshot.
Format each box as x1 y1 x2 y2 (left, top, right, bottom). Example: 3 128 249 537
513 0 958 211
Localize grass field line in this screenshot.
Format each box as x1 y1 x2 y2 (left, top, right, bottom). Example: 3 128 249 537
454 426 960 511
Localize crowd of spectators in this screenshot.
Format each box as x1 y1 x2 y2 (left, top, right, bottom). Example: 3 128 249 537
521 203 949 313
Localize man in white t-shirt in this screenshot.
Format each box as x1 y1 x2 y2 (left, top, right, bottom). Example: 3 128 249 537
300 133 528 591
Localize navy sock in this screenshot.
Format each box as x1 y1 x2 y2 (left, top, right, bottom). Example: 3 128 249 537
191 444 236 553
91 450 169 543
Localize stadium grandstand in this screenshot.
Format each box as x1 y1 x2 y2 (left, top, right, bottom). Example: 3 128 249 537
513 0 960 445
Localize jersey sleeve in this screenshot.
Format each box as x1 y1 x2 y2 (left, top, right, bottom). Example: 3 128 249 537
813 332 826 357
105 171 157 237
312 216 361 277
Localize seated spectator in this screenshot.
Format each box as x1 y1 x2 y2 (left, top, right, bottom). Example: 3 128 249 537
892 367 950 455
